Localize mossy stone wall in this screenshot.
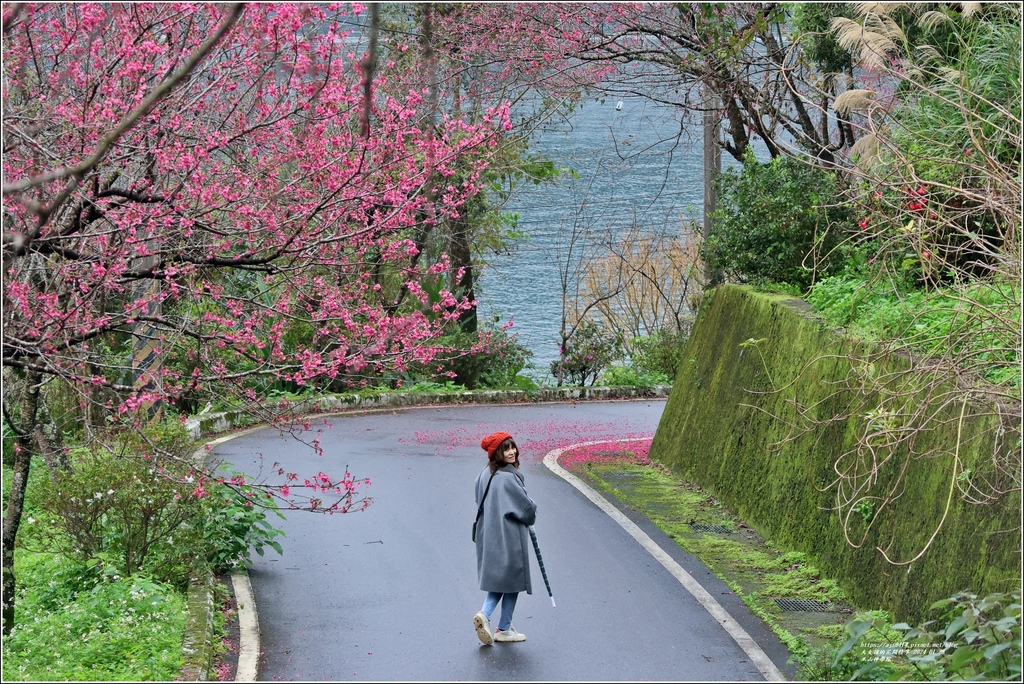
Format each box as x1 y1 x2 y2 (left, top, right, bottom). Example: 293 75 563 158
650 284 1020 622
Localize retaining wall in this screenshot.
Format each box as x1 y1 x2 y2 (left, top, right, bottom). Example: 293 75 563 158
650 284 1020 622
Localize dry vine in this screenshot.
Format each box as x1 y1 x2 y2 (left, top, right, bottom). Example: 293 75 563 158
745 2 1021 565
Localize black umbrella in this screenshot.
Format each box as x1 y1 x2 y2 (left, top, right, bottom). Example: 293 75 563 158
528 525 556 607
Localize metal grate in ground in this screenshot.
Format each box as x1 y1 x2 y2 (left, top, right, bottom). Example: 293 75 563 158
688 523 733 534
772 598 834 612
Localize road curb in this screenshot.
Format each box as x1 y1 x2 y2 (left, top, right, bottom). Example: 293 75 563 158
180 574 216 681
231 569 260 682
543 439 787 682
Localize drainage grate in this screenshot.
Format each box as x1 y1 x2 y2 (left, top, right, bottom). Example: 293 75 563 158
772 598 834 612
688 523 733 534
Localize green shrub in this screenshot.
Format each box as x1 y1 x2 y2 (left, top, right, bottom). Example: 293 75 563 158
550 320 623 386
476 320 534 388
897 591 1022 680
40 447 201 585
830 591 1022 681
799 610 903 681
37 421 285 586
400 316 533 390
629 329 690 381
703 149 853 289
509 373 539 390
597 365 671 388
197 466 286 573
1 552 186 681
104 413 194 458
402 380 469 392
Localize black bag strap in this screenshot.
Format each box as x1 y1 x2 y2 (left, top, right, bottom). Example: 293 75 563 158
475 472 497 524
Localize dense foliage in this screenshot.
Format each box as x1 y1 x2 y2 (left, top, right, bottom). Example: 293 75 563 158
704 151 852 289
550 320 623 387
831 592 1021 681
629 330 690 382
808 275 1020 386
0 553 187 682
401 315 534 390
1 416 287 678
14 419 285 586
598 329 692 387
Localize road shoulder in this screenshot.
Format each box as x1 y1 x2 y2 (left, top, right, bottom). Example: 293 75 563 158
544 440 804 680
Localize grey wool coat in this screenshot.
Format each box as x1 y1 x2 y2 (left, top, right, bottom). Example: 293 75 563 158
474 464 537 594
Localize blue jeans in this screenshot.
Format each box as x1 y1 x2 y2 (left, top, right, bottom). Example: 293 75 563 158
481 591 519 631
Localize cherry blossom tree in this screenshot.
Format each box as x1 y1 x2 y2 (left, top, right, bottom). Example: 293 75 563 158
373 4 577 386
1 2 512 632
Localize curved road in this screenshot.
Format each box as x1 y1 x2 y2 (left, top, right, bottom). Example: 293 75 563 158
215 400 794 681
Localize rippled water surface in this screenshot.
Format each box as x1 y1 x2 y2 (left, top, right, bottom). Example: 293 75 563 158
477 97 715 379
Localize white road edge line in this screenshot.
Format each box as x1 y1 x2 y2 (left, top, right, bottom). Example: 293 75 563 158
231 569 260 682
214 407 783 681
543 439 786 682
200 406 477 682
204 411 453 682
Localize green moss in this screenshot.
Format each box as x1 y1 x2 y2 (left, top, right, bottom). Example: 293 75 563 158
761 563 845 603
807 623 847 639
568 457 852 677
651 284 1021 624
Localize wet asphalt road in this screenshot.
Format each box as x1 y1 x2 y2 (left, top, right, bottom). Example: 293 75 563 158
214 400 789 681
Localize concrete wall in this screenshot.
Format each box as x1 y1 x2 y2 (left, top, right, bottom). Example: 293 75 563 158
650 284 1020 622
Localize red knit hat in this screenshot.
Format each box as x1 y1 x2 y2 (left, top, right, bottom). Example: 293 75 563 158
481 431 513 458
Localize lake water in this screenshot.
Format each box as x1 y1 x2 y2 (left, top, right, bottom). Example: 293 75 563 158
477 96 721 380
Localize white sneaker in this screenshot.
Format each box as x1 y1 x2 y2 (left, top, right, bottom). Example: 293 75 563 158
473 611 493 645
493 625 526 642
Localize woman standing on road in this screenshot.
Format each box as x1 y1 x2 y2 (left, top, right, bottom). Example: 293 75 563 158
472 431 537 644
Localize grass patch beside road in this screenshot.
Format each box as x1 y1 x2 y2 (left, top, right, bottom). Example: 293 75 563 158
0 550 188 681
561 442 858 678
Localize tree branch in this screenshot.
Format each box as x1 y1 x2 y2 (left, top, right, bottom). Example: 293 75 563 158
2 3 245 198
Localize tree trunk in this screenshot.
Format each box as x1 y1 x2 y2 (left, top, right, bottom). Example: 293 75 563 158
449 215 479 388
2 370 42 635
703 87 723 288
33 392 68 478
